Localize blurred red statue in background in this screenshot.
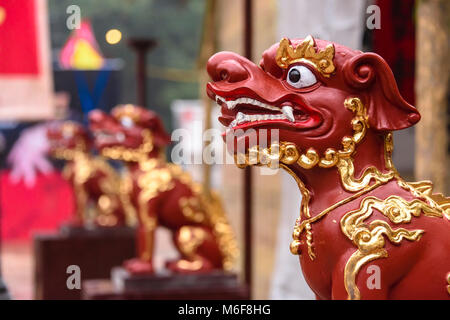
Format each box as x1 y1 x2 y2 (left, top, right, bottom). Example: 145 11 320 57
207 36 450 299
47 121 127 227
89 105 237 274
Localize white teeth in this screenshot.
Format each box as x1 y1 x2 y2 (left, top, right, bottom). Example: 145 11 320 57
282 106 295 122
216 95 280 112
215 95 301 129
116 132 125 142
227 112 293 128
216 96 225 104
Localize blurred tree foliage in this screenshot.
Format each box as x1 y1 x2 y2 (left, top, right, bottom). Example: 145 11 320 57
49 0 205 131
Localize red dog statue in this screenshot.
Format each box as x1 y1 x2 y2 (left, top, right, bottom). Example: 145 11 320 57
89 105 237 274
47 121 128 227
207 36 450 299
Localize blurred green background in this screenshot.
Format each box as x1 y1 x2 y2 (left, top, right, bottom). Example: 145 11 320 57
49 0 206 132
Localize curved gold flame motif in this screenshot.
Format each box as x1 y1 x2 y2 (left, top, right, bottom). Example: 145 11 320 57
339 193 447 299
337 157 395 192
276 35 335 77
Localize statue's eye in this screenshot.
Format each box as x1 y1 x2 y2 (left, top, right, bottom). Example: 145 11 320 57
286 65 317 89
120 116 134 128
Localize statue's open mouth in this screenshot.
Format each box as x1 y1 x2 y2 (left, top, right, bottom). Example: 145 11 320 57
92 130 125 147
211 92 322 131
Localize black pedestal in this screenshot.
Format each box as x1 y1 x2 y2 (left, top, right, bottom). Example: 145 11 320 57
34 226 135 300
0 277 10 300
82 267 249 300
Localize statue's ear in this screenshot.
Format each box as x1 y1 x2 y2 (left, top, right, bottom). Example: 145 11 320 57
141 111 171 147
343 52 420 131
152 118 171 147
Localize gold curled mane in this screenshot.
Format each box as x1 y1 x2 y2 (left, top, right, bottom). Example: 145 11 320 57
275 35 335 77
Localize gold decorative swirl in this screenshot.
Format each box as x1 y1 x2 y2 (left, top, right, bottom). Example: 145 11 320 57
177 226 207 258
319 148 339 168
384 132 396 171
175 226 208 271
179 196 206 223
397 179 450 220
175 170 238 271
101 129 154 162
276 35 335 77
279 164 311 218
337 158 395 192
298 148 320 169
339 194 447 300
289 180 386 260
94 158 125 226
118 171 138 226
365 196 442 223
336 98 395 191
344 249 387 300
201 190 239 271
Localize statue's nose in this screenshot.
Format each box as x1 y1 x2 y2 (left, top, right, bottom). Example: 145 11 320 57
207 52 249 83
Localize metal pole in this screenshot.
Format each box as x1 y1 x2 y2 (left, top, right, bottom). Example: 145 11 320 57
243 0 253 299
415 0 450 194
127 39 156 108
0 149 10 299
198 0 217 196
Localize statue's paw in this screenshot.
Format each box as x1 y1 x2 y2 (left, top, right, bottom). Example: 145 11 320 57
166 258 213 274
123 258 154 275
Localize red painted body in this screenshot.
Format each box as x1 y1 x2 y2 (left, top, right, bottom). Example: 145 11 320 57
206 37 450 299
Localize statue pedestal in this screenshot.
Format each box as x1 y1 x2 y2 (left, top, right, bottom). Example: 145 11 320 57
34 225 136 300
82 267 249 300
0 278 11 300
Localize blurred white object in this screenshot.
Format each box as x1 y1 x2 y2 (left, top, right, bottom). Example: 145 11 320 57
7 123 54 188
170 99 223 190
277 0 366 50
271 0 366 300
270 171 315 300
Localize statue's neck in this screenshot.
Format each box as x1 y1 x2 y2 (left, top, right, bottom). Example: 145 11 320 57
52 147 89 162
125 149 164 173
284 131 392 217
